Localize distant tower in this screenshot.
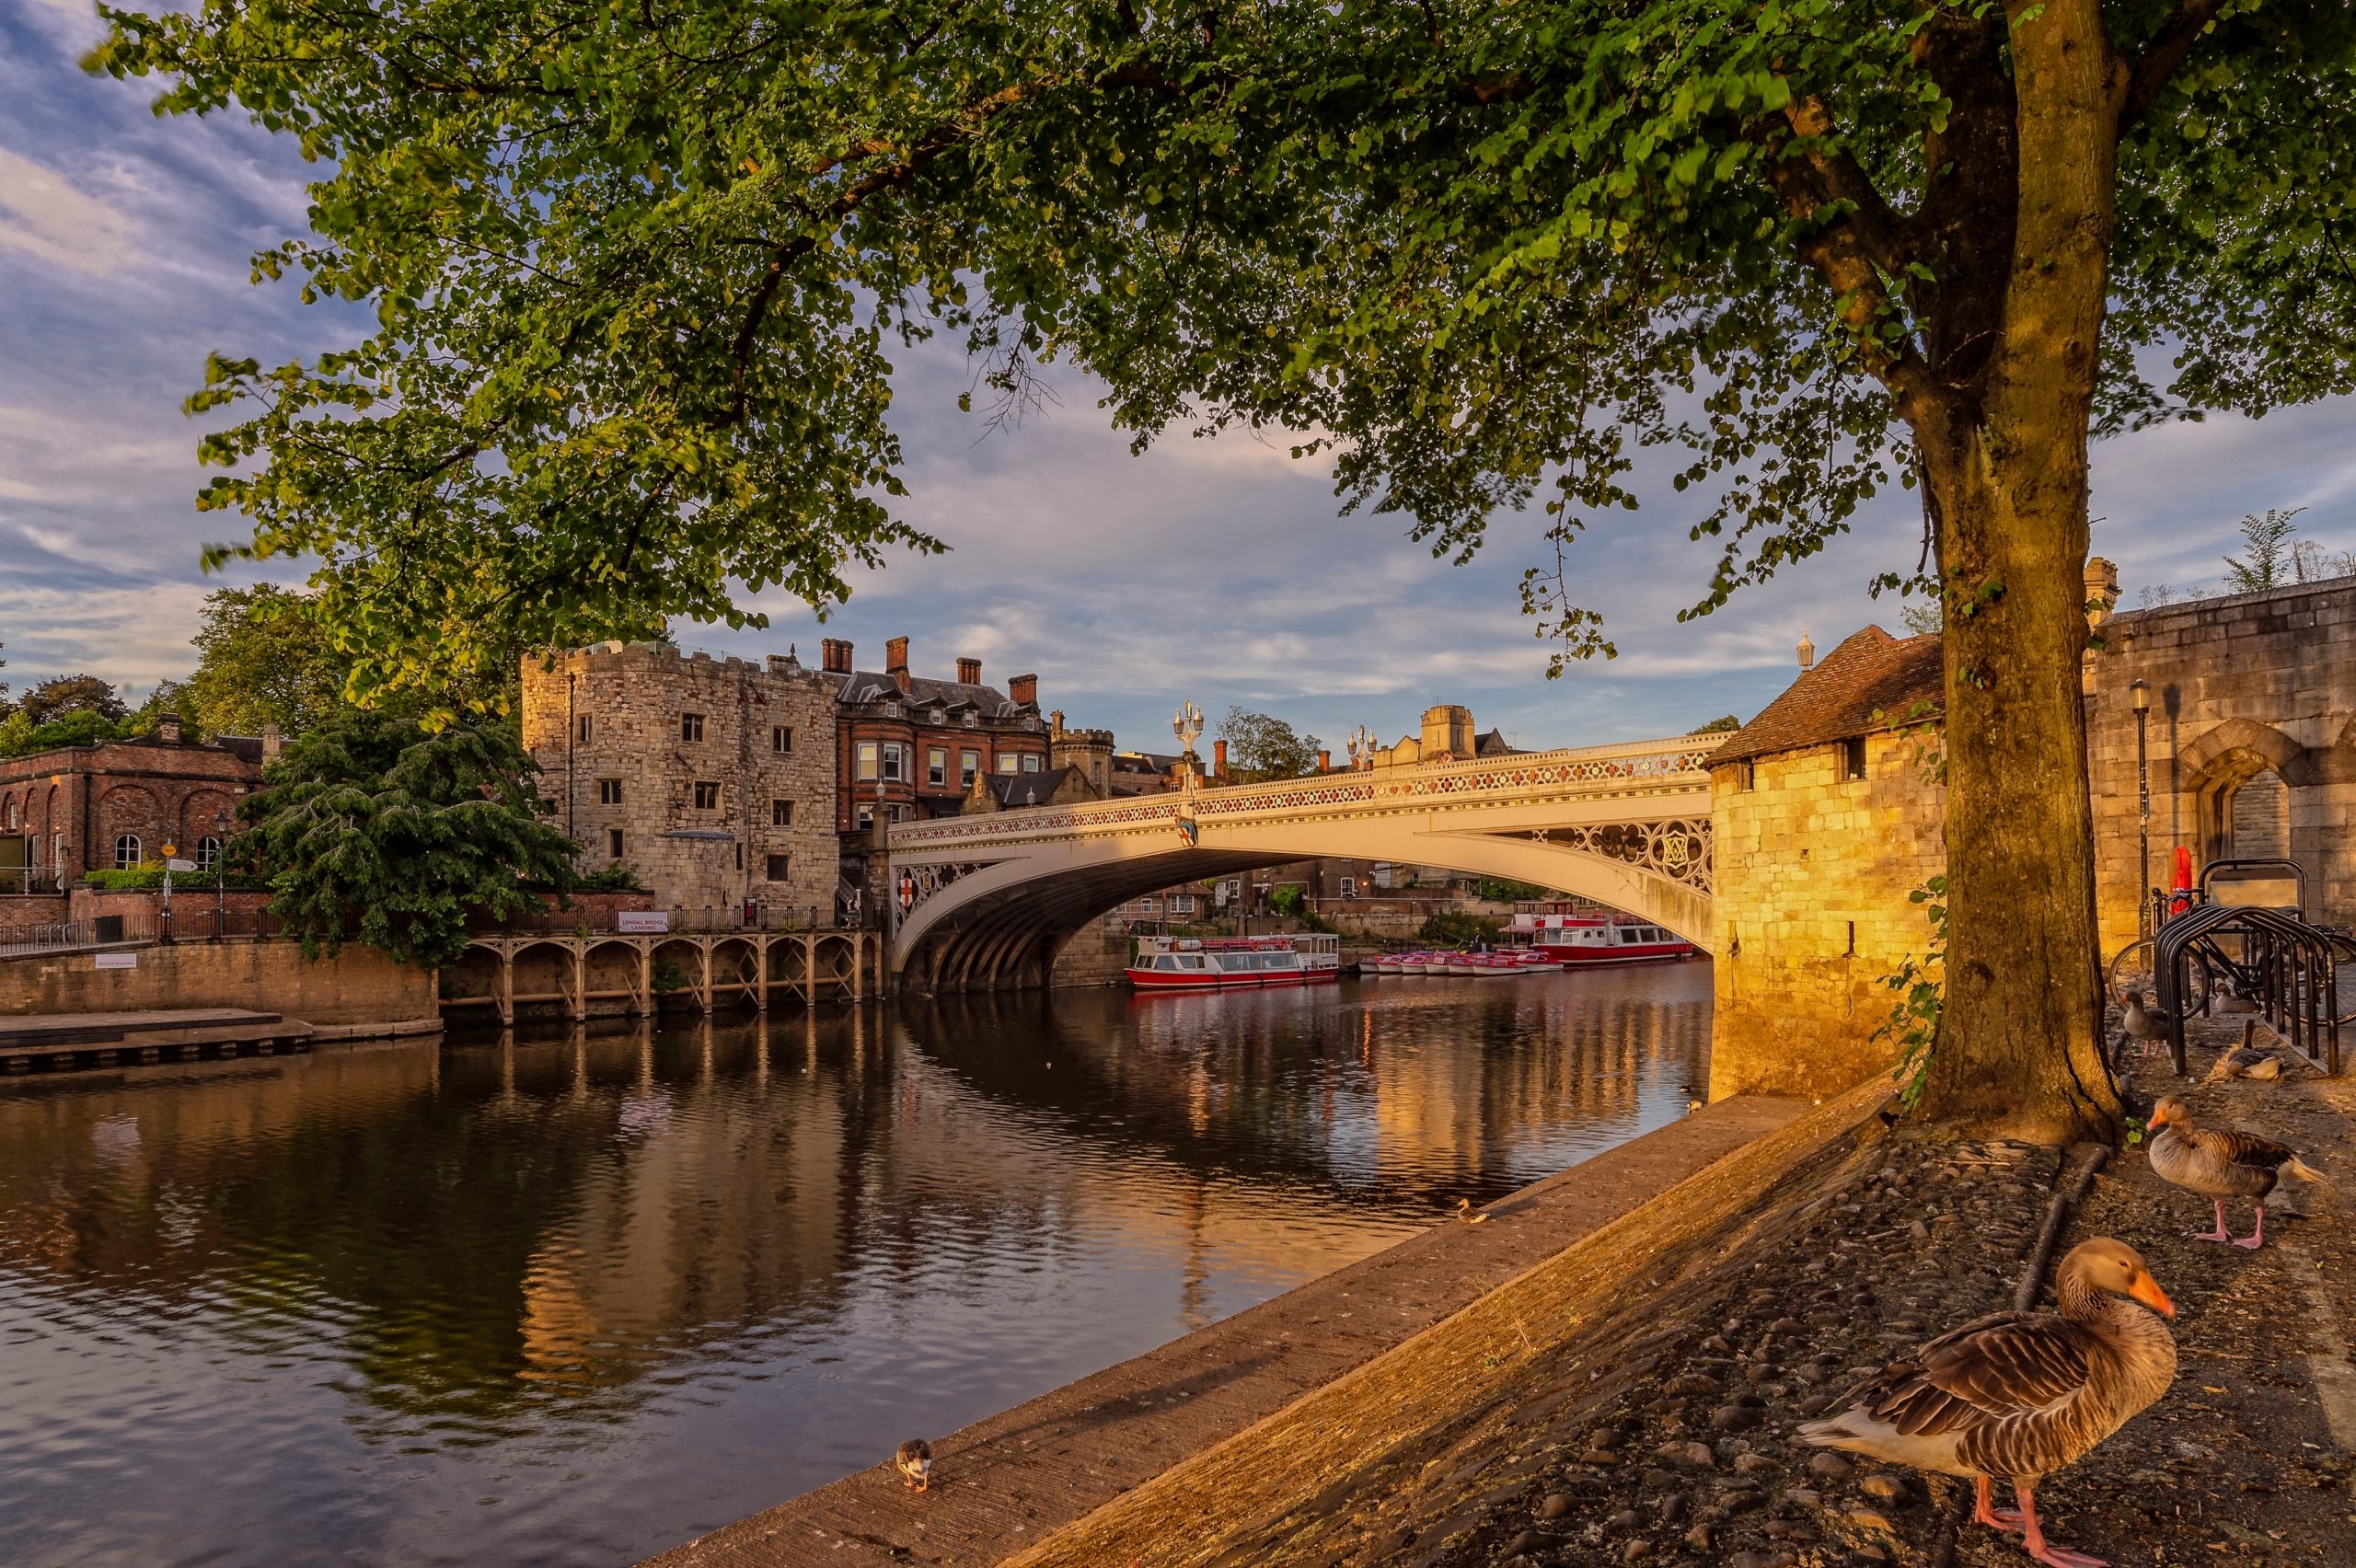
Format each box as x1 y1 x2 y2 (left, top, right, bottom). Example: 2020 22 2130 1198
1050 722 1115 797
1419 704 1474 761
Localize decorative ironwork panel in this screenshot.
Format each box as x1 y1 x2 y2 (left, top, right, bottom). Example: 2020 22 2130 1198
889 861 994 932
1521 819 1714 894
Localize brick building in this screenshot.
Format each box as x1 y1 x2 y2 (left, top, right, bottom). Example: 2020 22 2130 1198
521 643 841 926
820 637 1051 835
0 717 265 894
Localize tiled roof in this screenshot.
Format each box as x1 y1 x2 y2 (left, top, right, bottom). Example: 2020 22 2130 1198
987 767 1080 808
836 672 1025 716
1708 627 1944 768
1474 728 1519 756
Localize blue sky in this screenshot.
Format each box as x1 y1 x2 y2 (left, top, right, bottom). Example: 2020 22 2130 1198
6 3 2354 758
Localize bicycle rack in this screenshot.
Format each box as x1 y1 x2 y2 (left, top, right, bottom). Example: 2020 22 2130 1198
2152 902 2340 1078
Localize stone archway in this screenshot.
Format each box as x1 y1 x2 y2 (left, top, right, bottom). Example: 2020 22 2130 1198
2177 719 2318 913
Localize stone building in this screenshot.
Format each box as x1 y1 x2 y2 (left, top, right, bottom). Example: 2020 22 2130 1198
0 717 265 894
521 643 840 926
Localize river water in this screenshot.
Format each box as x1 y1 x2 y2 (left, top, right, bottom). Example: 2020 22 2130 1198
0 965 1709 1567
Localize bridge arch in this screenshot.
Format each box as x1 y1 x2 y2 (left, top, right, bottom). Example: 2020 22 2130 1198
885 736 1721 994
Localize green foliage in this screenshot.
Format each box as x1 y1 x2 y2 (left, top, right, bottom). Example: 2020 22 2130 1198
238 707 578 967
19 674 125 726
1898 599 1945 636
572 865 644 893
0 708 132 758
1416 909 1501 946
650 959 689 996
1268 883 1307 917
1475 878 1550 903
1685 716 1741 736
184 584 352 736
81 866 271 892
1217 708 1323 782
2222 507 2304 594
1874 875 1949 1113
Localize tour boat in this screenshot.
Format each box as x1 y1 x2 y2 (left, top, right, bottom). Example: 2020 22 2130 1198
1526 914 1696 965
1127 934 1345 990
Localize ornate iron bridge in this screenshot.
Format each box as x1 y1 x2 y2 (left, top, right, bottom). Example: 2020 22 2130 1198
884 735 1722 993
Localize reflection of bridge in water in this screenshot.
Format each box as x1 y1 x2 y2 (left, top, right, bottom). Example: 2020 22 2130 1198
886 736 1723 993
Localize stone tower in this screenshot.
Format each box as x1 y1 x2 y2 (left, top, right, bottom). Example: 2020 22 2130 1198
1419 704 1475 762
1049 712 1115 798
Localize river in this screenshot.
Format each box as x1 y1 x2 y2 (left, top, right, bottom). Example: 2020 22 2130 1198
0 964 1709 1567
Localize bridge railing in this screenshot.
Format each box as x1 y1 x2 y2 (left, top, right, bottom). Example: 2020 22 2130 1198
889 732 1723 853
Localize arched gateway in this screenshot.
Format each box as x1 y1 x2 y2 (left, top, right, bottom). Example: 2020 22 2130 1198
886 737 1722 993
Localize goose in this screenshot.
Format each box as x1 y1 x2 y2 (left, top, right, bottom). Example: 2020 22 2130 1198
2118 992 2174 1060
2200 1045 2284 1084
1799 1238 2176 1568
1453 1197 1489 1226
894 1437 932 1492
2144 1095 2324 1249
2212 977 2260 1016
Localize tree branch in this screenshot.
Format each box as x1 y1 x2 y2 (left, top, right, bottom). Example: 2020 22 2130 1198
2119 0 2227 129
1781 93 1910 274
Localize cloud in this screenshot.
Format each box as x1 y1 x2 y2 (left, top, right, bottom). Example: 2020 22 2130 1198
0 145 137 275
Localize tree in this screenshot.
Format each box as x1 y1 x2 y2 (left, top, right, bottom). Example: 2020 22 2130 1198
1687 715 1743 735
238 708 577 968
2221 507 2304 594
91 4 2356 1138
17 674 126 726
183 584 351 737
1899 600 1946 637
1217 708 1322 782
2291 538 2356 583
0 641 10 722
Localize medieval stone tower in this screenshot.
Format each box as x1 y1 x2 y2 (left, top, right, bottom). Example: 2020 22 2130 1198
1048 710 1115 798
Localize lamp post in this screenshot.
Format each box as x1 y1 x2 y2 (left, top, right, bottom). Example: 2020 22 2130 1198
213 811 232 940
159 840 177 944
2131 679 2153 937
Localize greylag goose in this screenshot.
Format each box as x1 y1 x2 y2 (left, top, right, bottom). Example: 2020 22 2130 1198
2200 1045 2284 1084
1453 1197 1489 1226
2118 992 2174 1060
894 1437 932 1492
2145 1095 2324 1249
2212 977 2260 1016
1799 1238 2176 1568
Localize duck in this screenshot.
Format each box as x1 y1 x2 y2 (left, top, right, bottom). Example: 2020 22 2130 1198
2118 991 2174 1060
1799 1238 2175 1568
1453 1197 1488 1226
2200 1045 2284 1084
894 1437 932 1493
2144 1095 2324 1249
2212 977 2260 1016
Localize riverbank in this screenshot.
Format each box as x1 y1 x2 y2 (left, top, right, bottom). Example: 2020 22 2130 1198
1009 1014 2356 1568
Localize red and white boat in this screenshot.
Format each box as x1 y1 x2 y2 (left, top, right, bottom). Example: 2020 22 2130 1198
1126 934 1344 990
1525 913 1696 965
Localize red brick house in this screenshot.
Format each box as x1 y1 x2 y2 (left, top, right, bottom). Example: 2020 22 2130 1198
0 717 268 894
822 637 1052 834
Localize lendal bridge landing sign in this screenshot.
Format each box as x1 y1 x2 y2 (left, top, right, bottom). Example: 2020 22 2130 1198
885 735 1723 993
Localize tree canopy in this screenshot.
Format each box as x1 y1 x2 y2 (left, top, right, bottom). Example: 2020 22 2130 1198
18 674 126 727
239 706 577 967
182 584 352 737
1217 707 1324 782
91 0 2356 1137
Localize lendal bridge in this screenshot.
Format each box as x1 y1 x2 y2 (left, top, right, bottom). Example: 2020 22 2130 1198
885 735 1724 993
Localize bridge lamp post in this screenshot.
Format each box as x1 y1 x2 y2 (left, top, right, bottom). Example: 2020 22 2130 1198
2131 678 2152 938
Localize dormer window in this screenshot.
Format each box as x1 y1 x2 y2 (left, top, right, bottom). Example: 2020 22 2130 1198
963 712 977 728
930 709 945 724
884 701 901 719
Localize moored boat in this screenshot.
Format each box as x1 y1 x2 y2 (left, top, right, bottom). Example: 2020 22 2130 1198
1126 934 1345 990
1527 913 1696 965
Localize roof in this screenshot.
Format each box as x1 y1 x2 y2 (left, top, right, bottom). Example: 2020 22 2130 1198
1473 729 1519 756
836 671 1029 717
987 767 1081 808
1708 627 1944 768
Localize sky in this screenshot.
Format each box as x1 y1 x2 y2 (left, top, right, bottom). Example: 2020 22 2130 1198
6 5 2355 760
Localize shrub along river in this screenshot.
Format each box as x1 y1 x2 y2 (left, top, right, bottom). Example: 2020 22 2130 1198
0 964 1709 1567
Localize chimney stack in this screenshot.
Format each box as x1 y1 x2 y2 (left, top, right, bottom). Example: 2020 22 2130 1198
956 656 981 686
1316 748 1331 773
156 712 181 744
261 721 282 763
820 638 853 674
1008 673 1038 708
1213 738 1229 778
885 636 911 694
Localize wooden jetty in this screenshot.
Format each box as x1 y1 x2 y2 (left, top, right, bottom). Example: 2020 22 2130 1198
0 1009 317 1073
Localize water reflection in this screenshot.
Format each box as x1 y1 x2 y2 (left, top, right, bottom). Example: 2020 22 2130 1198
0 966 1706 1567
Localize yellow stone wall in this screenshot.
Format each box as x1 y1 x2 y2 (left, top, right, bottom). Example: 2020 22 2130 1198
1708 729 1946 1101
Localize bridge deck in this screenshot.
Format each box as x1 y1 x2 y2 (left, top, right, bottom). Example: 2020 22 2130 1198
642 1093 1807 1568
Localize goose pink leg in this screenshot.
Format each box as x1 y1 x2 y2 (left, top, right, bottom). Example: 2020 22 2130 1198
2235 1203 2266 1250
1974 1475 2027 1531
2016 1482 2105 1568
2189 1197 2232 1243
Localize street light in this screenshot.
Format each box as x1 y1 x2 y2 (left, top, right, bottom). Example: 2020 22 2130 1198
212 811 232 940
160 840 177 943
2130 679 2154 931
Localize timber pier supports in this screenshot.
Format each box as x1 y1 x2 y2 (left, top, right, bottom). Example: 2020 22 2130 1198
450 930 884 1026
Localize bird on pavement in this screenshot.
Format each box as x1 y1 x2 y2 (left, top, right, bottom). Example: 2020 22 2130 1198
1453 1197 1489 1226
2118 991 2175 1061
1799 1238 2176 1568
2212 977 2260 1016
2201 1045 2285 1084
2145 1095 2324 1249
894 1437 932 1493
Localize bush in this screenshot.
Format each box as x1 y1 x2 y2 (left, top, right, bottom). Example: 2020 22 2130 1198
81 867 271 892
572 865 644 892
1416 909 1501 946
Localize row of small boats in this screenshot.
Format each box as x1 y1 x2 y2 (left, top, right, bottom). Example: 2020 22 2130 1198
1358 950 1562 977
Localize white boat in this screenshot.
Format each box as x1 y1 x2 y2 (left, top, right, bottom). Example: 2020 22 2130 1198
1127 934 1344 991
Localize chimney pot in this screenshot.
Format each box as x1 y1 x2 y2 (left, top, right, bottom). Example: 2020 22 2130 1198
157 712 181 744
1008 673 1038 708
885 635 909 673
1316 748 1331 773
1213 738 1229 778
261 721 282 762
820 638 853 674
956 656 981 685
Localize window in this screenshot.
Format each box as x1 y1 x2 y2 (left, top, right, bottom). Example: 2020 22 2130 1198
576 714 593 744
926 747 946 787
114 834 141 870
1022 754 1041 773
1841 736 1867 780
888 803 906 823
4 800 16 829
771 799 792 827
1736 759 1756 792
734 843 743 870
766 853 791 881
681 712 705 743
882 744 904 781
694 780 721 811
196 836 222 871
856 741 879 780
771 725 792 755
962 711 977 728
961 749 981 785
998 753 1019 773
608 828 625 858
856 803 873 827
597 778 623 805
1170 894 1196 916
930 709 945 724
1338 876 1357 898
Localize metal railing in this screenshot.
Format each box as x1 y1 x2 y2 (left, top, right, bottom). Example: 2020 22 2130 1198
0 913 161 959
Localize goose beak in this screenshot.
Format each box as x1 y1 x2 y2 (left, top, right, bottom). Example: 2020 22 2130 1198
2128 1273 2175 1319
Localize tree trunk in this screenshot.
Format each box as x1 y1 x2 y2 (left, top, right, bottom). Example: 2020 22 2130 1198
1912 0 2129 1142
